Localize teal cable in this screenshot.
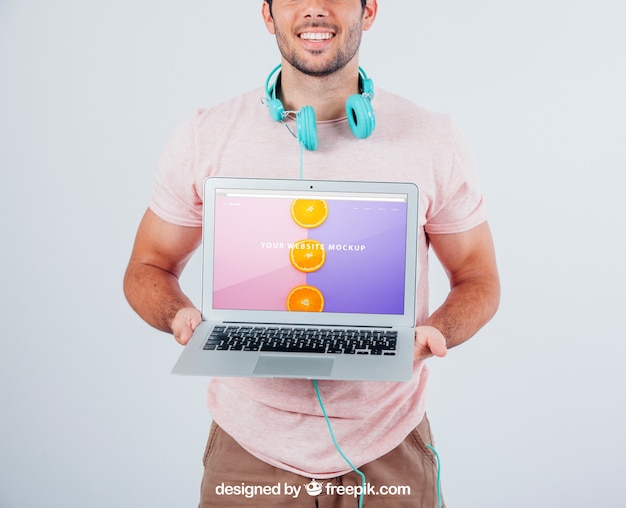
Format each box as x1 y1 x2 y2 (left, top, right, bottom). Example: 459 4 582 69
313 379 366 508
299 141 304 179
426 443 442 508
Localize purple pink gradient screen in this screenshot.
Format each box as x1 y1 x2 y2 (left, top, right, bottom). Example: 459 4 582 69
212 193 408 314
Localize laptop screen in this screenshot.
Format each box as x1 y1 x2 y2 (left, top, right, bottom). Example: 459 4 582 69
211 187 409 315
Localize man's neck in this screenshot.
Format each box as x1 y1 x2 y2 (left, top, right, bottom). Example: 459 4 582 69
277 61 362 122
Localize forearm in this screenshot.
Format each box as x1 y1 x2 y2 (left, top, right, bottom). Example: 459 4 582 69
425 276 500 349
123 261 196 334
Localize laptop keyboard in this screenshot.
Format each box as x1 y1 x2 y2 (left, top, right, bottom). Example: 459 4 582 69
203 325 398 356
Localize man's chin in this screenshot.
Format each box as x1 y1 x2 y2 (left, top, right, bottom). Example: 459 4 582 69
283 56 348 78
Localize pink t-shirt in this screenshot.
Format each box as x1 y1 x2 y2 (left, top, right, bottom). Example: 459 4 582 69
150 87 486 478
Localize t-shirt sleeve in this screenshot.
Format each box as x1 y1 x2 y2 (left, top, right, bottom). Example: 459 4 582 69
148 116 203 227
424 120 487 234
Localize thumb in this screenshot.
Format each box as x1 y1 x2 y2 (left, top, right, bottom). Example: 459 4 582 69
172 308 202 345
415 325 448 360
429 333 448 358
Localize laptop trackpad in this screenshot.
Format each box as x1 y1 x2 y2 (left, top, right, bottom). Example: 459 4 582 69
254 355 334 378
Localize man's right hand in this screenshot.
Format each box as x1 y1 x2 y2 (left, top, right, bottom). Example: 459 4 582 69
172 307 202 345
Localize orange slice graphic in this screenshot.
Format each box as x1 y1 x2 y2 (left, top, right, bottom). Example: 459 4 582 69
290 239 326 273
291 199 328 228
286 285 324 312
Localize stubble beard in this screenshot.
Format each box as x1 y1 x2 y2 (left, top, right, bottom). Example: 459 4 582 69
274 21 364 77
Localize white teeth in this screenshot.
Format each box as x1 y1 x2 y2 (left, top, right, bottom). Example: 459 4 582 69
300 32 333 41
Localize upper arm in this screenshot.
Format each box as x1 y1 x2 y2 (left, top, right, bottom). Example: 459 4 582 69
428 221 499 290
127 208 202 278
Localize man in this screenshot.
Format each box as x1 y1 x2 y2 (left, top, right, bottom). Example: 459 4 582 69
124 0 500 506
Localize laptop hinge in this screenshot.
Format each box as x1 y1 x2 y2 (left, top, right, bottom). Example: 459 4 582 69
222 321 393 329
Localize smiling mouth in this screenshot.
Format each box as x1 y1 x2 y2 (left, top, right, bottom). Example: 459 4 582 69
299 32 334 41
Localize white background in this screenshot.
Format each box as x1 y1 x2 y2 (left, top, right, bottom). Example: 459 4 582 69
1 1 625 506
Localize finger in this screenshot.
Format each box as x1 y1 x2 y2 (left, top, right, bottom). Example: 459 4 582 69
174 318 198 345
429 335 448 358
172 321 191 345
190 313 202 331
172 308 202 345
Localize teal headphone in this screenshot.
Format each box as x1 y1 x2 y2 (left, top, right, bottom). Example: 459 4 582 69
264 64 376 151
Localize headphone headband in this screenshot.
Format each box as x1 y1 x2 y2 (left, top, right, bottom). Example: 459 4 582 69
264 65 376 150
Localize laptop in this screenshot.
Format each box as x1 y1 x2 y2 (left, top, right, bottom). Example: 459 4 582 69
172 177 419 381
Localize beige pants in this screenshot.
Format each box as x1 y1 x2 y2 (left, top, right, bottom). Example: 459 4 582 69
199 414 444 508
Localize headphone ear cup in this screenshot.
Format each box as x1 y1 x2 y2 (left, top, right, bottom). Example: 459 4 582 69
346 94 376 139
296 105 318 151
